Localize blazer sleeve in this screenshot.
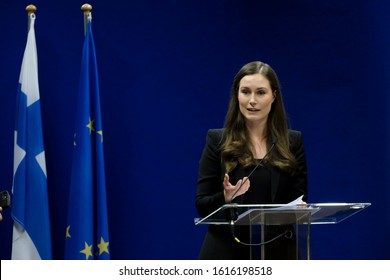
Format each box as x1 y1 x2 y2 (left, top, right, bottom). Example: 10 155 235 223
195 129 226 217
288 130 309 202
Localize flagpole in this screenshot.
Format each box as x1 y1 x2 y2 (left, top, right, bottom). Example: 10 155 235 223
81 3 92 36
26 4 36 31
65 3 110 259
12 2 52 260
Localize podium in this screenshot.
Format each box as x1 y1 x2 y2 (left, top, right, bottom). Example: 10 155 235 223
194 202 371 259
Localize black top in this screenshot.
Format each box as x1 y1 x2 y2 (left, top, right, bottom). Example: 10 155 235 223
230 162 272 204
195 128 308 259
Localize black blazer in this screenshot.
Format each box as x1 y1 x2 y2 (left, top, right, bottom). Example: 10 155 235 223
195 128 308 259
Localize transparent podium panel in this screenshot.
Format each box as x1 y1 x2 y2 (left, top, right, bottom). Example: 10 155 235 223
195 202 371 259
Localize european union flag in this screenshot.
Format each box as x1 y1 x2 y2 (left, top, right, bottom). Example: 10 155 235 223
64 16 110 260
11 13 52 260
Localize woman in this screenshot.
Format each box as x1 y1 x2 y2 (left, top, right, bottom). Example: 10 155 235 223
196 61 308 259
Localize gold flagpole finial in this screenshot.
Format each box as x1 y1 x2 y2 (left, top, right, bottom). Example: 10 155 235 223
81 4 93 36
81 3 92 15
26 4 37 15
26 4 37 31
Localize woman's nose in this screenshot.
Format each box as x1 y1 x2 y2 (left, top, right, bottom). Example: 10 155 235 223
249 94 257 105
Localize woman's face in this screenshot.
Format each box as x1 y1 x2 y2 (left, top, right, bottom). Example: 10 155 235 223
237 73 275 125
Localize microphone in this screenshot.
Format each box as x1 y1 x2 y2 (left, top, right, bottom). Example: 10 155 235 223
0 191 11 209
225 138 278 224
229 138 278 203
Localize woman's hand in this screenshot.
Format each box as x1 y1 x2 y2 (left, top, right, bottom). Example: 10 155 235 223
223 173 250 203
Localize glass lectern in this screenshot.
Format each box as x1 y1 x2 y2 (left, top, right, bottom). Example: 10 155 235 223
194 202 371 259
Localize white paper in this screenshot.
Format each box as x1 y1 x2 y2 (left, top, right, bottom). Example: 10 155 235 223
273 195 306 210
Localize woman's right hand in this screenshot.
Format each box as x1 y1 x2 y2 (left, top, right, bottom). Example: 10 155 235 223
223 173 250 203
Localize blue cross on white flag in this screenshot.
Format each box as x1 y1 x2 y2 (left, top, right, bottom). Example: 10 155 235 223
11 13 52 260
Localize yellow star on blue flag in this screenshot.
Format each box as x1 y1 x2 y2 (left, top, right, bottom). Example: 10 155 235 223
64 14 110 260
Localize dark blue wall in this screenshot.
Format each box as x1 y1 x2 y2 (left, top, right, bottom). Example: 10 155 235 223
0 0 389 260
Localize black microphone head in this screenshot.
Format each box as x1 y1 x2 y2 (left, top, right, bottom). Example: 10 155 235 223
225 203 238 222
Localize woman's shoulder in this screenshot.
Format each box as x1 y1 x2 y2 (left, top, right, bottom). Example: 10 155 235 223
288 129 304 142
288 129 302 137
207 128 225 137
206 128 225 146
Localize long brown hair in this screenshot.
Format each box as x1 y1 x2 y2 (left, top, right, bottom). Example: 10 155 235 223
221 61 297 173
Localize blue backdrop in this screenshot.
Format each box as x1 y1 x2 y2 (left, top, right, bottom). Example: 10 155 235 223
0 0 389 260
